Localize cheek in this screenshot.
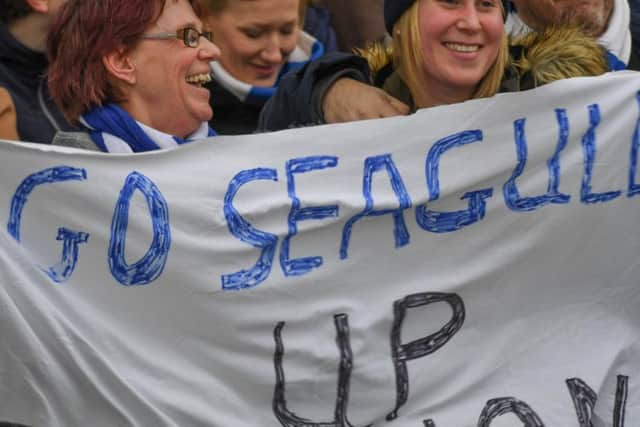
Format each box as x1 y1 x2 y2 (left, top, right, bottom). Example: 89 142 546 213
484 19 504 44
230 39 262 61
281 35 298 54
420 27 440 57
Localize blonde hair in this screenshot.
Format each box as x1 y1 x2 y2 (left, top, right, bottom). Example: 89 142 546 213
299 0 308 26
358 1 508 108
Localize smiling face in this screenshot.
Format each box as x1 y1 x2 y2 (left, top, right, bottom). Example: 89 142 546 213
122 0 220 137
511 0 613 37
416 0 504 104
208 0 300 87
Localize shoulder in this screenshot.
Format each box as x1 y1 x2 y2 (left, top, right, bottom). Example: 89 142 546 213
0 87 18 141
52 131 100 151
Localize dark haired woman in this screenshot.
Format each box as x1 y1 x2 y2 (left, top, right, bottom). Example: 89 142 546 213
48 0 220 152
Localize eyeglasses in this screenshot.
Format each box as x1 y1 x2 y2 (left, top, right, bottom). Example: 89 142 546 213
141 27 213 48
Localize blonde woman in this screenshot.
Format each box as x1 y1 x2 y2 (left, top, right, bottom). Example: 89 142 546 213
259 0 609 130
368 0 509 111
203 0 324 134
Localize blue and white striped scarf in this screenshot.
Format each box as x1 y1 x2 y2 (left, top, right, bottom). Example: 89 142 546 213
80 104 217 153
209 31 324 107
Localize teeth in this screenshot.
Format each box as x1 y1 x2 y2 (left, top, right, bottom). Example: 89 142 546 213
445 43 479 52
186 73 213 86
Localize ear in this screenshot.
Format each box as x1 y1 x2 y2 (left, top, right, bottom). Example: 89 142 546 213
102 48 137 86
25 0 48 13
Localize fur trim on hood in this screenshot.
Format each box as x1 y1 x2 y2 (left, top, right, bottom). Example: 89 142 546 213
510 26 609 89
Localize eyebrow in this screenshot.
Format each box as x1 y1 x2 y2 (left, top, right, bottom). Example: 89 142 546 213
239 20 297 29
164 20 202 31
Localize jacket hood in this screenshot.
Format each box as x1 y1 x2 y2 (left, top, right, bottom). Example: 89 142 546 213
510 25 610 90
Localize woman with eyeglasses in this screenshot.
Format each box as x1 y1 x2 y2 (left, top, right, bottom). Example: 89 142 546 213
47 0 220 153
201 0 325 135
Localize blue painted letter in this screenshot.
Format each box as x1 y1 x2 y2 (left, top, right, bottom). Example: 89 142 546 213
340 154 411 260
7 166 89 283
416 130 493 233
45 228 90 283
581 104 621 203
281 156 338 276
109 171 171 286
503 112 571 211
222 168 278 290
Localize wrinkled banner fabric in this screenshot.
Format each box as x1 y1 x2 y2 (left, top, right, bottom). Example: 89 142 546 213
0 72 639 427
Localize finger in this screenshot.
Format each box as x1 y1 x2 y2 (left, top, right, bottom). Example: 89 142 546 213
372 98 408 118
385 95 411 115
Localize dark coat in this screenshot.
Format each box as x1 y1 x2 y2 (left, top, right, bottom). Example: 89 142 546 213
0 24 75 144
206 79 263 135
630 0 640 67
258 52 370 131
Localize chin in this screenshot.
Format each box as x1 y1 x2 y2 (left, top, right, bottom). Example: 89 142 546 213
192 105 214 124
248 77 277 88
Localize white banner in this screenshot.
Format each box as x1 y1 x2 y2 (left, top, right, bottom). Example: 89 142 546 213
0 72 639 427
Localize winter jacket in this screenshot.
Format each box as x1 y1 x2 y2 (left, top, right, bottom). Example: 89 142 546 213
630 0 640 61
258 27 611 132
257 52 370 131
206 31 324 135
0 24 75 144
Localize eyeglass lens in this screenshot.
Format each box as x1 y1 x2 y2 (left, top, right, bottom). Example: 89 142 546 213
180 28 212 47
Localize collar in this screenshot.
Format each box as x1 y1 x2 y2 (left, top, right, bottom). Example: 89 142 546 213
599 0 632 64
80 104 215 153
0 23 48 78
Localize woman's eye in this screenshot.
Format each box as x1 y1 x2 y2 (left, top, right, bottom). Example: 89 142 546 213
478 0 497 8
243 29 262 38
187 33 199 44
280 26 295 36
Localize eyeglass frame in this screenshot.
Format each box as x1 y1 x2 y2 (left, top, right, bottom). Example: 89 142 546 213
141 27 213 48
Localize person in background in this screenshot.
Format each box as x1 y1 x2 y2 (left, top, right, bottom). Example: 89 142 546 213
506 0 637 70
48 0 221 153
302 0 338 53
258 0 610 131
0 0 74 144
203 0 325 135
322 0 387 51
0 87 19 141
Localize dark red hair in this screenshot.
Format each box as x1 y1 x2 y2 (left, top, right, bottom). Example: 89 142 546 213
48 0 207 123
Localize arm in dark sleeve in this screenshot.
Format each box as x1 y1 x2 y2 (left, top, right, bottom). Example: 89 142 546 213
258 52 371 132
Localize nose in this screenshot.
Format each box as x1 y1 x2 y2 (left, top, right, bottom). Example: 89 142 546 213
198 36 221 62
457 4 482 31
260 35 284 65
